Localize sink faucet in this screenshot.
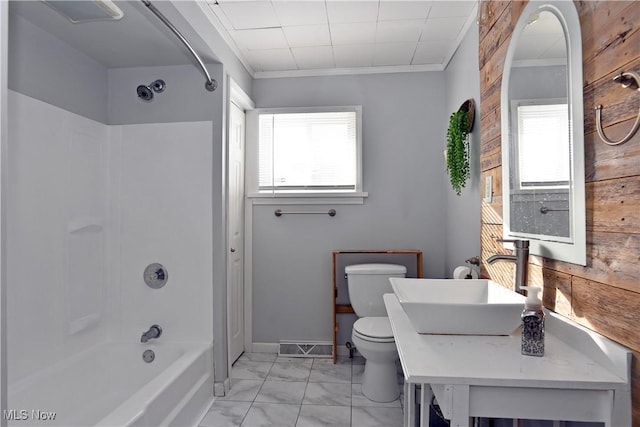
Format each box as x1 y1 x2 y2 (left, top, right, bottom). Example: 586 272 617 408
140 324 162 343
486 239 529 294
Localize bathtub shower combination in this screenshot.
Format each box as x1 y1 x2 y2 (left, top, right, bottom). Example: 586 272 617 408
7 1 219 425
7 90 216 426
9 343 213 427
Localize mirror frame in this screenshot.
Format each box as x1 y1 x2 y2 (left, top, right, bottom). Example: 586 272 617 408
500 0 586 265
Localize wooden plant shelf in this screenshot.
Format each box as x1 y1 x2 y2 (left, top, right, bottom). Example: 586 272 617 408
332 249 423 363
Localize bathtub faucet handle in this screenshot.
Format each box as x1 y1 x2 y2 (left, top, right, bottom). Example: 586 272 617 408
141 324 162 343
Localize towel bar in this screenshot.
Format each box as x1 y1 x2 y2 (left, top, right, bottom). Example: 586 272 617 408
540 206 570 214
275 209 336 217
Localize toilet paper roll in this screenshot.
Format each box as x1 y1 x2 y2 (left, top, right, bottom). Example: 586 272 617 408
453 266 479 280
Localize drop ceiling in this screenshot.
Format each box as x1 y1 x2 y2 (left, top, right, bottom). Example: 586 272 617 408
10 0 480 79
202 0 478 78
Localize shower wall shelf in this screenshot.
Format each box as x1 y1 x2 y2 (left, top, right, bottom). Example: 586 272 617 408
67 218 104 234
331 249 423 363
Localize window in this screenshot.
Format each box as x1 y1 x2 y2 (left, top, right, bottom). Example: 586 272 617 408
248 106 365 202
513 100 570 190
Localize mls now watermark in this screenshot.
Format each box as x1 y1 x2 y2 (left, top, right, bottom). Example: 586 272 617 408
3 409 57 421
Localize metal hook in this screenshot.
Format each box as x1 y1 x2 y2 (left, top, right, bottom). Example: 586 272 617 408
613 72 640 91
594 70 640 146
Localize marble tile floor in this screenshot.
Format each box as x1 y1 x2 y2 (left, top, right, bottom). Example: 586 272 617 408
198 353 405 427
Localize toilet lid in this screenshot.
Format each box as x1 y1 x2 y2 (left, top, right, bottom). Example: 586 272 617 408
353 317 394 341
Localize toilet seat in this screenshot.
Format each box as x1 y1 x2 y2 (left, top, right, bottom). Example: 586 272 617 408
353 317 395 343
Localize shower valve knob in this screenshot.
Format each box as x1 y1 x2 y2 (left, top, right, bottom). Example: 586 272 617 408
144 263 168 289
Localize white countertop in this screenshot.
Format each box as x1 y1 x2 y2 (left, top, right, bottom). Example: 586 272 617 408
384 293 632 426
384 293 627 389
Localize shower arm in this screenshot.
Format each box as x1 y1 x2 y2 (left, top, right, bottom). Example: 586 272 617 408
141 0 217 92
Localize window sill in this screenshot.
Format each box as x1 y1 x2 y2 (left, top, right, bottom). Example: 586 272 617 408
248 191 368 205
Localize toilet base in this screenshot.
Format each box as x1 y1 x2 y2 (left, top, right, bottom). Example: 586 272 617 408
362 360 400 403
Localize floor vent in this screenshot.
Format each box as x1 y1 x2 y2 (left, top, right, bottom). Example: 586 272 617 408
278 341 332 358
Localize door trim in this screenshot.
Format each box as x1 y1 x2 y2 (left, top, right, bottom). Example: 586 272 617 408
225 78 254 380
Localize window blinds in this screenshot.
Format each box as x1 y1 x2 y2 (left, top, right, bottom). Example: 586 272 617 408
516 103 570 188
258 111 357 192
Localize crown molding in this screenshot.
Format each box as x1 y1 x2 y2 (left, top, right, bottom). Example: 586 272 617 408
254 63 444 79
198 1 256 76
441 3 478 70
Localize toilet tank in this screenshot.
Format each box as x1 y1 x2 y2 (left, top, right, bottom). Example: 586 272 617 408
346 263 407 317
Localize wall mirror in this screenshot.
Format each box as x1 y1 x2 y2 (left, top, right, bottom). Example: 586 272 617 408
501 1 586 265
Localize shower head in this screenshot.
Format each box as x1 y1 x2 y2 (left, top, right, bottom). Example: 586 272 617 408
137 79 166 102
137 85 154 101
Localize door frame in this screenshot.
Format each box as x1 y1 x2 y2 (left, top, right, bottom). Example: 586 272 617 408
225 78 253 380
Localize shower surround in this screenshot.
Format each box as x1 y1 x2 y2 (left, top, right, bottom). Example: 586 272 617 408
6 90 215 425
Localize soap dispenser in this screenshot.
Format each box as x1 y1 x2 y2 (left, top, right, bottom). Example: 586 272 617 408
520 286 544 357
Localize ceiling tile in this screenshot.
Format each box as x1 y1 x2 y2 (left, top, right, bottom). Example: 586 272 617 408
378 1 432 21
543 38 567 59
292 46 335 69
513 35 566 61
376 20 424 44
326 1 380 24
272 1 328 26
373 43 416 66
420 17 466 41
206 3 235 30
217 1 280 30
330 22 377 45
412 41 448 65
230 28 288 50
527 11 564 36
204 0 478 75
283 25 331 48
333 45 375 68
245 49 297 72
428 1 475 18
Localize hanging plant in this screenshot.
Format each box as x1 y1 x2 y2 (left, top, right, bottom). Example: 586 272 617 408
446 99 475 196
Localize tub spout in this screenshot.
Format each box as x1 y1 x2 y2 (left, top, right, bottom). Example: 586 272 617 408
141 324 162 343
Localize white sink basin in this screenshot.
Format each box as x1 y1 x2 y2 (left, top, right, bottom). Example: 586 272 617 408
389 278 526 335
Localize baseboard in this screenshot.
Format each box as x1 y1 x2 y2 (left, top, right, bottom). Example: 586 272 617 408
251 342 279 354
214 377 229 397
251 342 359 357
279 341 332 357
336 345 350 357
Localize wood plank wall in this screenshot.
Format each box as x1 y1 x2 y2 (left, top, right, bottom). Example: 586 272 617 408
478 1 640 424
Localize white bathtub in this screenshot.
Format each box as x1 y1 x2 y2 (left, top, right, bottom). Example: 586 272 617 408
8 342 214 427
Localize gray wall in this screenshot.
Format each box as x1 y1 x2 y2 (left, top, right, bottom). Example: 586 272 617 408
443 22 481 278
251 72 448 345
108 64 223 125
8 13 109 124
510 65 567 100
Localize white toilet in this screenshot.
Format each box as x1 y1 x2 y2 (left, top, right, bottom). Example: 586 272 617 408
346 263 407 402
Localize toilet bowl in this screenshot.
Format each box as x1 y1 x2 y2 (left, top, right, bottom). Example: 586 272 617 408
352 317 399 402
346 263 406 403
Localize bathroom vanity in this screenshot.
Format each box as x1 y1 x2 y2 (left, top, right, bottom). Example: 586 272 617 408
383 294 632 427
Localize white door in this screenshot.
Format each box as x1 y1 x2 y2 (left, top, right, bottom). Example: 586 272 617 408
227 101 245 364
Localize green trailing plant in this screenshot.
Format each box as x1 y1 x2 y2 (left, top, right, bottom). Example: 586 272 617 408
446 109 471 196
